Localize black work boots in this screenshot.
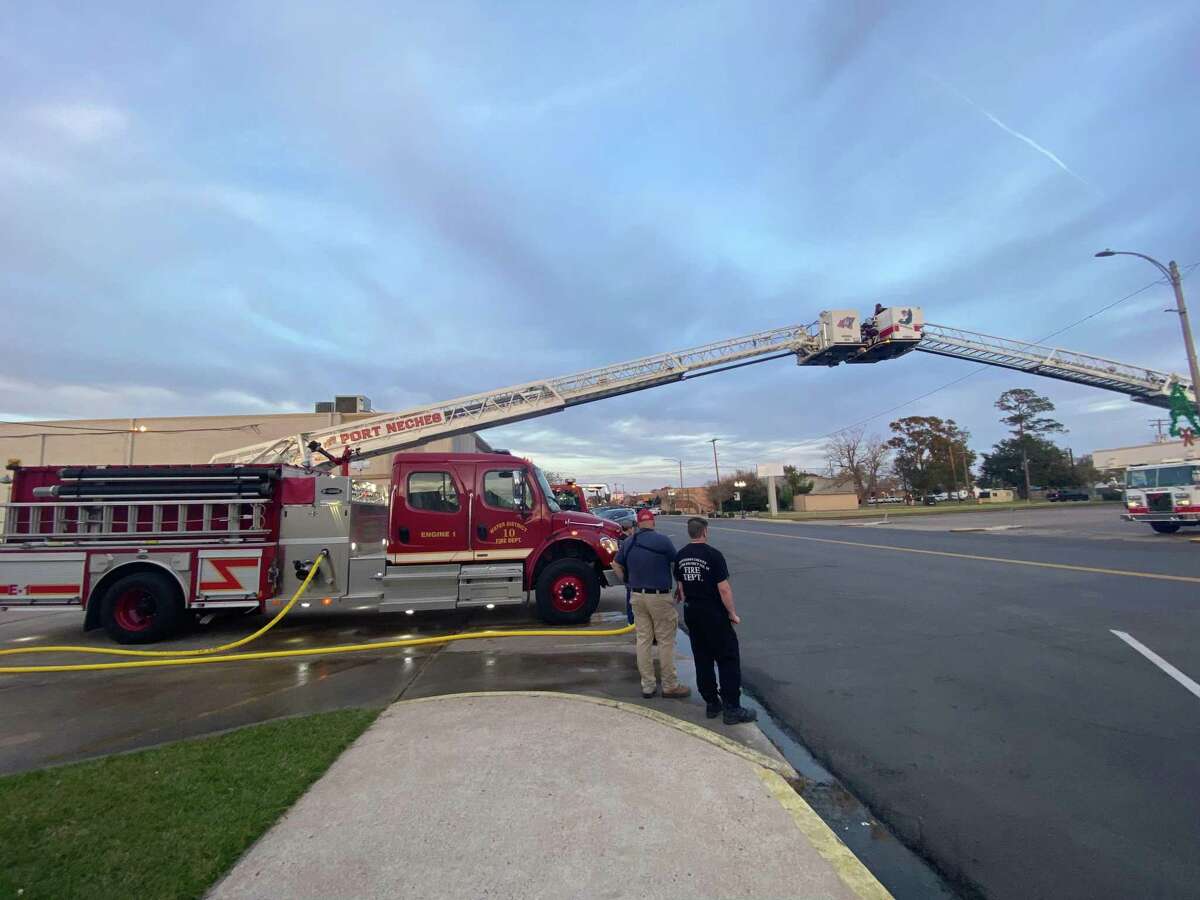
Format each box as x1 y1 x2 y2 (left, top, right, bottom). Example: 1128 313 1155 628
722 706 757 725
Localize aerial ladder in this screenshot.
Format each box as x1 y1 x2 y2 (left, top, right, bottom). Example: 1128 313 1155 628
211 304 1192 470
915 323 1190 410
211 308 885 468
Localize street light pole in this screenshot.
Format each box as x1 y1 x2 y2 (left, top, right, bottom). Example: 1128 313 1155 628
708 438 721 512
734 479 747 518
663 457 686 512
1096 250 1200 412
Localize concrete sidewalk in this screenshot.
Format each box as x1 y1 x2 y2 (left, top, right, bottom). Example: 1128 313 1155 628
210 692 890 899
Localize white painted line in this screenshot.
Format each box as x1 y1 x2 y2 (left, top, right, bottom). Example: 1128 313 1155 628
1111 630 1200 700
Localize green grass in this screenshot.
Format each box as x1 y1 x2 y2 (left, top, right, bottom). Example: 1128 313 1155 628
753 499 1118 521
0 708 378 900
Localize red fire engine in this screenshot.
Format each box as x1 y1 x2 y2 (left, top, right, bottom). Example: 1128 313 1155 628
0 455 621 643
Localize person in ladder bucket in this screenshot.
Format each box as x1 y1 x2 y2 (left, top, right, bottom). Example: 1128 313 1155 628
612 509 691 700
674 517 756 724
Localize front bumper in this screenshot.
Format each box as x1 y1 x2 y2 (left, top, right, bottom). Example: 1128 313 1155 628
1123 513 1200 523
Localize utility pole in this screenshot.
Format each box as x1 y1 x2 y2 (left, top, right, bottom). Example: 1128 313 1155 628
947 437 959 497
1149 418 1170 442
663 457 686 513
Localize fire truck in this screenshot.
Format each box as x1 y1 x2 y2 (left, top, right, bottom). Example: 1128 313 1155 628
1122 459 1200 533
2 302 1193 640
550 480 590 512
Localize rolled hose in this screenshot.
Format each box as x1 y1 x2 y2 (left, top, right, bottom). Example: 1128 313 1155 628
0 551 635 674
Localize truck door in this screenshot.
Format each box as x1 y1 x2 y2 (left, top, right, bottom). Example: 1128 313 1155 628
391 463 470 562
471 466 550 562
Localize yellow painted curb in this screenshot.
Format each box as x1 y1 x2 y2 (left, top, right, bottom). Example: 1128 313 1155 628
399 690 795 777
758 767 895 900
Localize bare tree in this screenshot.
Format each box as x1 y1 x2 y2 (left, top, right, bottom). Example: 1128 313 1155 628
825 427 865 499
862 433 891 499
827 427 891 501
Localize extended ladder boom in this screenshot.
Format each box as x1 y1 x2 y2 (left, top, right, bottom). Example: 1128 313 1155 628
917 323 1192 410
211 315 870 467
212 304 1191 470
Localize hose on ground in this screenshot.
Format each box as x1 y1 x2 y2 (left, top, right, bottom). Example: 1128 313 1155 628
0 552 636 674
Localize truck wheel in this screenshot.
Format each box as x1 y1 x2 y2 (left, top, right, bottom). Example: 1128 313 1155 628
535 558 599 626
101 571 185 644
1150 523 1181 534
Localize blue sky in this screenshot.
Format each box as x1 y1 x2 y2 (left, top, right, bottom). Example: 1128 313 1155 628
3 1 1199 488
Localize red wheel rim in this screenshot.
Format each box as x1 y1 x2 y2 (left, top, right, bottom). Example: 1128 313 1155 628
550 574 587 613
113 588 156 632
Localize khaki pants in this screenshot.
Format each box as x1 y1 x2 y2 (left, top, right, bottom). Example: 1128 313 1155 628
631 591 679 693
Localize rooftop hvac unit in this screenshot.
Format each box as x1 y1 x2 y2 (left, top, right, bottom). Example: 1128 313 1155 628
335 395 372 413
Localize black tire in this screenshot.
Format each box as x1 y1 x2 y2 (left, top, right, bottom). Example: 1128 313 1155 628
101 570 185 644
1150 523 1181 535
535 558 600 626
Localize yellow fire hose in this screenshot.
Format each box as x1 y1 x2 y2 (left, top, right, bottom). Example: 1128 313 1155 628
0 551 635 675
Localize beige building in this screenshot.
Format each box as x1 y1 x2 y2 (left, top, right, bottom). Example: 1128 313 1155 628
792 491 860 512
0 401 489 503
1092 439 1200 471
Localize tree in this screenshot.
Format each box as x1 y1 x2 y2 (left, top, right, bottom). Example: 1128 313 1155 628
826 427 891 500
707 470 768 513
981 437 1078 490
783 465 814 494
887 416 975 496
993 389 1067 499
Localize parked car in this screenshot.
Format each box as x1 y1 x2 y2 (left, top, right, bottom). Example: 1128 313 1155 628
594 506 637 530
1047 489 1089 502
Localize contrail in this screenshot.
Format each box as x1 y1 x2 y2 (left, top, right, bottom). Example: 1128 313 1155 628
920 69 1089 186
968 100 1088 185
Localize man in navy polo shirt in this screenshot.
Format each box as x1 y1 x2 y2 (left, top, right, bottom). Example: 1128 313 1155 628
613 509 691 700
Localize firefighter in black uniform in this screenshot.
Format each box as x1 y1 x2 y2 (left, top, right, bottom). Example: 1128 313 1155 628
673 517 756 724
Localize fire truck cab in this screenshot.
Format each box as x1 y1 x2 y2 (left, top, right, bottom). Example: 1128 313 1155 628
550 480 589 512
0 453 623 644
1123 459 1200 533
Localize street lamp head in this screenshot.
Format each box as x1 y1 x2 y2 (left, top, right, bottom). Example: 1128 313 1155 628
1094 249 1116 258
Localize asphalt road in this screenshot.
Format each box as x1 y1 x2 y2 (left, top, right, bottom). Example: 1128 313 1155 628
657 510 1200 900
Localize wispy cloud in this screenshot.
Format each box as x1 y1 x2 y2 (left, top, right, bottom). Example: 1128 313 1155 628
28 103 128 143
463 66 645 124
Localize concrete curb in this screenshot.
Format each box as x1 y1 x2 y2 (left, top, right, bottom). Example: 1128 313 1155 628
400 690 893 900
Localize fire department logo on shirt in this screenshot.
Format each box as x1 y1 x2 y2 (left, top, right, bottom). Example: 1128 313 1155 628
677 559 711 582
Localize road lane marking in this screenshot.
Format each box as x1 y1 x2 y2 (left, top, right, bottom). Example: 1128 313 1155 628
665 524 1200 584
1111 630 1200 700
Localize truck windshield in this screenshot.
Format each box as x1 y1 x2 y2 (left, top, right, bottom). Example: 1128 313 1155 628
533 467 561 512
1129 466 1199 488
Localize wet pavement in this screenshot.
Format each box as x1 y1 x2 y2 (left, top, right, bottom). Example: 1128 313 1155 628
0 590 786 776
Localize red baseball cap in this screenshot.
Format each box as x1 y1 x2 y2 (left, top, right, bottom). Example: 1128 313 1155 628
636 508 655 523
